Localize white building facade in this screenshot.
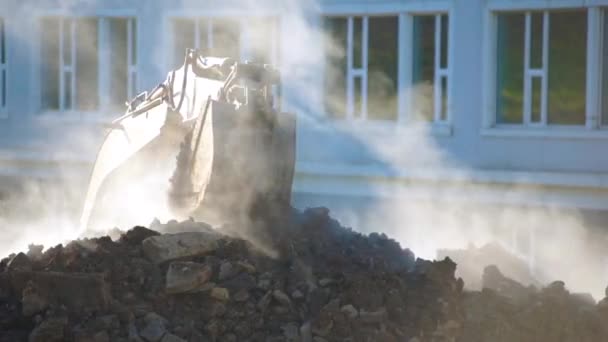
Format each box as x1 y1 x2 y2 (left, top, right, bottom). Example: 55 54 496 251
1 0 608 228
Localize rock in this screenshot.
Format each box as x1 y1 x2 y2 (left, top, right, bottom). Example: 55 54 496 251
318 278 334 287
257 291 272 311
291 289 304 300
160 333 186 342
210 287 230 301
144 312 168 326
28 316 68 342
121 226 160 245
21 281 48 316
233 289 249 302
300 322 312 342
272 289 291 306
218 261 237 281
165 262 212 294
340 304 358 319
236 261 256 274
358 307 387 324
142 231 222 264
9 271 111 313
281 323 299 341
140 314 167 342
7 252 32 272
92 331 110 342
128 323 144 342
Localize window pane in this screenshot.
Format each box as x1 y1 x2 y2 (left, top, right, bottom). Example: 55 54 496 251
531 76 541 123
248 17 276 64
547 10 586 125
75 18 99 111
41 17 60 110
603 10 608 126
412 15 435 121
530 12 543 69
440 15 449 69
211 18 240 59
496 13 525 124
354 76 362 118
109 18 128 110
441 75 448 121
367 16 398 121
173 19 195 67
353 17 362 69
1 18 5 64
323 17 347 118
1 70 5 108
130 19 137 66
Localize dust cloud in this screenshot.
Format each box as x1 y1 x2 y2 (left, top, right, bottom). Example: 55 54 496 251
0 0 607 301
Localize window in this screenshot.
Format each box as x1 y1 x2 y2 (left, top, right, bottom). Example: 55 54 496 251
323 16 399 121
40 17 137 113
496 10 587 126
0 18 6 114
602 9 608 127
412 14 449 123
172 17 278 67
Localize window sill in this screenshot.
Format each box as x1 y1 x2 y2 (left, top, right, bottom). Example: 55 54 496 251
328 118 453 137
34 111 121 126
481 127 608 140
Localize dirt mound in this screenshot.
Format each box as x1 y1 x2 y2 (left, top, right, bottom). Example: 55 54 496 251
0 207 463 342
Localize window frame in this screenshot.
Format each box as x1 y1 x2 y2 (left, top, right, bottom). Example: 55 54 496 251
482 1 608 138
164 10 281 71
34 10 139 123
320 2 453 134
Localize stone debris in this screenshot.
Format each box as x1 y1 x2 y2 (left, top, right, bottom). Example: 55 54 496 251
1 207 607 341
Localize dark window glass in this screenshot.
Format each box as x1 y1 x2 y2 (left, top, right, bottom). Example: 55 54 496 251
323 17 347 118
602 10 608 126
109 18 128 110
75 17 99 111
41 17 60 110
367 16 398 121
547 10 586 125
413 15 436 121
496 13 525 124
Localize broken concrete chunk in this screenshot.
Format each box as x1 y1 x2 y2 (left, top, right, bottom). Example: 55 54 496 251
10 271 111 313
160 333 187 342
142 231 222 264
358 307 387 324
218 261 237 281
7 252 32 272
28 316 68 342
140 313 167 342
22 281 49 316
165 262 212 294
340 304 358 319
210 287 230 302
272 290 291 306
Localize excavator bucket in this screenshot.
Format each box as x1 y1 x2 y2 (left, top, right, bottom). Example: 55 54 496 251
79 50 296 234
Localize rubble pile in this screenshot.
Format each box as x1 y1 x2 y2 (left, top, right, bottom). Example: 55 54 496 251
0 208 464 342
460 265 608 342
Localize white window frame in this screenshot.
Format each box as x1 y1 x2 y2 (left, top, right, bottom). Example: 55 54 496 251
0 17 7 119
321 3 453 135
482 1 608 138
165 12 280 70
35 11 139 122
